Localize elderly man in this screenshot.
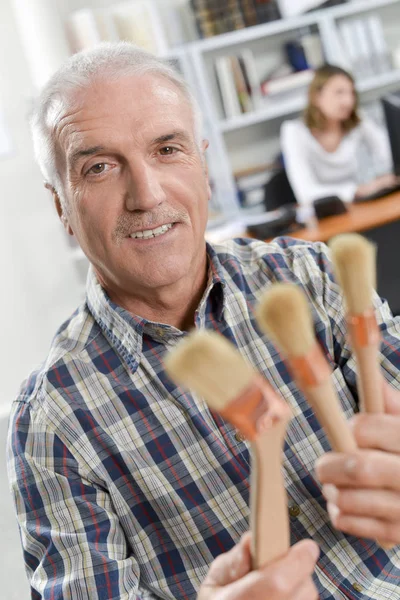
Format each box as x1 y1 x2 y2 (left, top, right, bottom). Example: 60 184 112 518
7 42 400 600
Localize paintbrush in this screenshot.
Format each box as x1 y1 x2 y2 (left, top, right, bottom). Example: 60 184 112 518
330 234 393 548
256 283 357 453
329 233 383 414
165 330 292 569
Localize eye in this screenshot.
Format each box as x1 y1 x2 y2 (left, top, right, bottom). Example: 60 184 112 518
159 146 178 156
87 163 106 175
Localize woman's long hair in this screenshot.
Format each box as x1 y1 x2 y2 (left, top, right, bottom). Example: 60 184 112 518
304 64 361 133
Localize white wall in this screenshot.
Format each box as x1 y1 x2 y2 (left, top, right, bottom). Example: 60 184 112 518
0 0 83 416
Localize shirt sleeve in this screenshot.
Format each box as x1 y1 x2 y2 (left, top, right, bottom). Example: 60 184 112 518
7 401 159 600
280 121 358 210
359 117 393 176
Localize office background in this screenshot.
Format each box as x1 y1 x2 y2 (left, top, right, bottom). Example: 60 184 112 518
2 1 400 597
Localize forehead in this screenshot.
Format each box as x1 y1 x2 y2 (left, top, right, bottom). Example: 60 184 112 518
55 73 195 154
323 74 353 91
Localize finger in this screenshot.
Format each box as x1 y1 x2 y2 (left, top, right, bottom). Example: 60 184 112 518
350 413 400 453
328 512 400 546
203 533 252 588
217 540 319 600
259 540 319 595
316 451 400 491
295 579 319 600
382 380 400 416
322 485 400 520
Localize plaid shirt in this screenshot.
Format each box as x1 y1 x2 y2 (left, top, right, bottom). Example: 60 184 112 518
7 237 400 600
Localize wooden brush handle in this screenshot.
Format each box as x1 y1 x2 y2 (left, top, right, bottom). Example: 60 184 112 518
347 311 383 414
250 417 290 569
353 345 384 413
305 379 357 453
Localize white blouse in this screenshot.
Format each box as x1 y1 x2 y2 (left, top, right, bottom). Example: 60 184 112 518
280 117 393 220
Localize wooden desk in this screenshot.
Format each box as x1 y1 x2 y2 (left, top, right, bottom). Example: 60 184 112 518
286 192 400 315
291 191 400 243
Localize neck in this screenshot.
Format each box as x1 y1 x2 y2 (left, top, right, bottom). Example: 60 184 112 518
98 255 209 331
322 118 343 133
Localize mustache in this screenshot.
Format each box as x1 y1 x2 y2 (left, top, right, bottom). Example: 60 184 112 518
112 208 190 243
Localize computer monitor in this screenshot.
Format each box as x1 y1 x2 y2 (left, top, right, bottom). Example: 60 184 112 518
381 90 400 176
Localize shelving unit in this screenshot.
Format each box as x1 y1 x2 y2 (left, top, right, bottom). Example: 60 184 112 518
219 94 308 132
186 0 400 197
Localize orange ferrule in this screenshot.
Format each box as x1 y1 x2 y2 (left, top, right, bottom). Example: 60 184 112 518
347 309 380 347
288 342 331 389
218 376 291 441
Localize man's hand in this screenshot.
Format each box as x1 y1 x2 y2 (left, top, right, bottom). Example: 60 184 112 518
316 380 400 546
197 532 319 599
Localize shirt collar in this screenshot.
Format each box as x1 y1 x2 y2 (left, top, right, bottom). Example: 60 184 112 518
85 243 227 368
86 266 144 371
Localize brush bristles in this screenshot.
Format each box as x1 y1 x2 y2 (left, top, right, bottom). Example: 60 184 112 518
165 330 255 411
329 234 376 314
256 283 315 358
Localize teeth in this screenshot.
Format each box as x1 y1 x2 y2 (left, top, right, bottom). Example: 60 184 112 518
130 224 173 240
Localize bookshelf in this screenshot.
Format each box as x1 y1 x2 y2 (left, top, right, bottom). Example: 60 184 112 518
188 0 400 181
219 93 307 132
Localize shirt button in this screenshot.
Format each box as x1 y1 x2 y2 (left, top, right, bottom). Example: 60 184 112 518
235 431 246 442
352 583 363 593
289 505 301 518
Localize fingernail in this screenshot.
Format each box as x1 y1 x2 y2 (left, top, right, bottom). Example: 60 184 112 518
327 502 340 525
344 457 358 476
322 484 338 504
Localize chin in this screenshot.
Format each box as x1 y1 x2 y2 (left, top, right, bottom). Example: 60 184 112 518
132 255 194 289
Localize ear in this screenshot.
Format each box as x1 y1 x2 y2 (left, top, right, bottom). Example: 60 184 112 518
201 139 212 203
45 183 74 236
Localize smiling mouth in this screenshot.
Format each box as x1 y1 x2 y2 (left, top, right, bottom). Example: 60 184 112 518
129 223 174 239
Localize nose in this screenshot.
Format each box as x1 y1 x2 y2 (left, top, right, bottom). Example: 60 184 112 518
124 162 167 212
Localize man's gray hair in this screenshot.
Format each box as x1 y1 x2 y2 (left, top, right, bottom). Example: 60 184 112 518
30 42 203 208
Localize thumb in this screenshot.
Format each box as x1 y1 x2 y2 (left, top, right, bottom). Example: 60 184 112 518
203 532 252 588
383 379 400 415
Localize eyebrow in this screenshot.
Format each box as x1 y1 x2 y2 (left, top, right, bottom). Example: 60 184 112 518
69 145 105 170
153 131 191 145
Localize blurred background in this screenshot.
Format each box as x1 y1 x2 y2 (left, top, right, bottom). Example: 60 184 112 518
2 1 400 597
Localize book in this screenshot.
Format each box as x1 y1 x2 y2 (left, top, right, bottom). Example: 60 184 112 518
231 56 253 113
253 0 281 23
226 0 247 31
338 20 360 74
239 0 259 27
277 0 322 19
191 0 270 37
365 14 392 74
239 48 263 110
261 69 314 96
215 55 242 119
351 18 374 79
300 32 324 69
191 0 218 37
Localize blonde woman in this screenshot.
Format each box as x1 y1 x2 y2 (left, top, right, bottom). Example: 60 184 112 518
281 64 397 220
